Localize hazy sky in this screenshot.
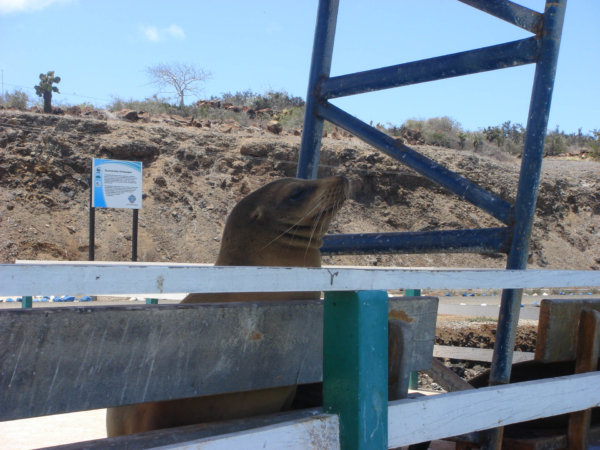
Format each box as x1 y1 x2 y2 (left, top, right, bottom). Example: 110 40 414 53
1 0 598 133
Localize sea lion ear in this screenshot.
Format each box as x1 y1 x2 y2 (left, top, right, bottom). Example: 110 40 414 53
249 208 263 224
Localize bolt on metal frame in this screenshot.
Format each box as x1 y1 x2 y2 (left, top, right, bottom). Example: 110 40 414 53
297 1 566 449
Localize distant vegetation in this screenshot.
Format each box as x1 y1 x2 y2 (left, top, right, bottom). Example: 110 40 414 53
216 89 305 110
107 89 306 129
382 117 599 161
2 86 598 160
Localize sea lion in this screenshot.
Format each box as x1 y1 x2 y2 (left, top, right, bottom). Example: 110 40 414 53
107 175 349 437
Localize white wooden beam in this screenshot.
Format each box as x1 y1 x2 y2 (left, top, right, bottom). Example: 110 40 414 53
387 372 600 448
1 264 598 296
148 414 340 450
433 345 535 363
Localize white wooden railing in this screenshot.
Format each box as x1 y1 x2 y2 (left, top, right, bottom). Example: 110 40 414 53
1 263 599 450
2 263 598 297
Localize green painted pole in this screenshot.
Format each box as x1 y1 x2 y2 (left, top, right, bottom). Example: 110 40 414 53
22 296 32 308
324 290 389 450
409 371 419 390
405 289 421 389
145 298 158 305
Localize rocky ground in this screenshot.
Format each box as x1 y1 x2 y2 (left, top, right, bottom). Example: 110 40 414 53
1 110 599 272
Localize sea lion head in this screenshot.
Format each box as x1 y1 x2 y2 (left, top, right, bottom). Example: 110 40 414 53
216 176 349 267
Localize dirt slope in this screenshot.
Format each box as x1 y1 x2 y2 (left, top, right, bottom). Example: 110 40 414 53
1 111 599 272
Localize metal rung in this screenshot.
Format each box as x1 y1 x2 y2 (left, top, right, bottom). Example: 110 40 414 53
321 37 538 99
321 227 510 256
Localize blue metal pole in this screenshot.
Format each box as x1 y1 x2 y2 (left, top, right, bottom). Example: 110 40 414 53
321 227 511 256
484 1 566 448
457 0 542 33
297 0 339 180
317 102 514 225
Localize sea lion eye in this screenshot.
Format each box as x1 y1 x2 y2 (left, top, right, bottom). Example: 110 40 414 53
288 188 306 201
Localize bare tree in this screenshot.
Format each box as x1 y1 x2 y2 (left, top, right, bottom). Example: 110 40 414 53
145 62 212 109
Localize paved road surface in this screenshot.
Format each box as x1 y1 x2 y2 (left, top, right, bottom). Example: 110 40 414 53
0 409 106 450
438 303 540 320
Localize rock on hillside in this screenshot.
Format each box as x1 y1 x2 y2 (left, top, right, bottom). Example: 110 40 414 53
1 111 599 272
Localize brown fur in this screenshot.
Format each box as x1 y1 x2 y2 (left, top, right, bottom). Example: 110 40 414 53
107 176 349 437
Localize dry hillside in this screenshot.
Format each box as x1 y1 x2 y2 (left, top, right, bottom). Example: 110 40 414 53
1 111 599 272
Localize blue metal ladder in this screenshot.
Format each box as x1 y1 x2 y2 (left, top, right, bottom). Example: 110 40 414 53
297 1 566 449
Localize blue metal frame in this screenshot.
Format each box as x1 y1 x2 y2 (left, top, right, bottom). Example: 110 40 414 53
299 1 566 449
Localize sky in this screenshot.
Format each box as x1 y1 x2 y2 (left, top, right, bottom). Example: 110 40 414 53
1 0 598 134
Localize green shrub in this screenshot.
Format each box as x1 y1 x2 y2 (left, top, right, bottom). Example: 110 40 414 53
275 107 305 130
430 131 451 147
2 89 30 109
544 126 567 156
397 116 464 149
504 139 523 155
482 126 504 146
77 101 95 109
213 89 305 110
108 95 179 115
402 118 425 132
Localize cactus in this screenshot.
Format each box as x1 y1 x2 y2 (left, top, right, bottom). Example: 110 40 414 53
34 71 61 113
457 131 467 149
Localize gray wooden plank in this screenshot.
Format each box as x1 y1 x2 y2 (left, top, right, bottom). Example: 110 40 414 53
41 409 325 450
0 297 437 422
536 298 600 363
0 301 323 422
423 357 475 393
433 345 535 363
389 296 438 372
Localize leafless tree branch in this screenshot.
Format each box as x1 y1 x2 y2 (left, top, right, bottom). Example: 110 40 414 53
145 62 213 109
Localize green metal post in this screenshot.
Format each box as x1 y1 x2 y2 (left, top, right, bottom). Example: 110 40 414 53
409 371 419 390
405 289 421 297
22 296 32 308
145 298 158 305
324 290 389 450
405 289 421 389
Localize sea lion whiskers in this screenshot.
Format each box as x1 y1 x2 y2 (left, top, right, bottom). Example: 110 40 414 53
253 195 327 255
301 183 348 261
316 195 339 244
286 191 334 250
303 198 329 262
